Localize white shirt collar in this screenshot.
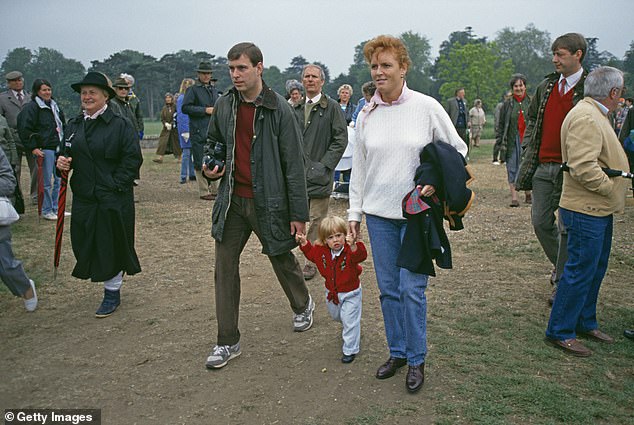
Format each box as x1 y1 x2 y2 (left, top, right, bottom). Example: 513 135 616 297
559 68 584 94
590 98 609 115
11 89 24 98
306 93 322 105
331 246 344 259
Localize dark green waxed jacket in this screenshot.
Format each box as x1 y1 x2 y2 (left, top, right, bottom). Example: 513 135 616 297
205 82 309 256
515 70 587 190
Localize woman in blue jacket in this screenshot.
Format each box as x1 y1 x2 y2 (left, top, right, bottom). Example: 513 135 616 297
176 78 196 184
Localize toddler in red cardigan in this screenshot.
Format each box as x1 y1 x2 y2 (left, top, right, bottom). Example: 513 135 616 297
296 216 367 363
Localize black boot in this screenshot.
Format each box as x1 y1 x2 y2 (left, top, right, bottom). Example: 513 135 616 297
95 289 121 318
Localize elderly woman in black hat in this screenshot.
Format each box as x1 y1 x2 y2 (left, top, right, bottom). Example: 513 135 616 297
56 71 143 318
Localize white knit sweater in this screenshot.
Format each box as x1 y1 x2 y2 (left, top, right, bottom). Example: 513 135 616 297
347 88 468 222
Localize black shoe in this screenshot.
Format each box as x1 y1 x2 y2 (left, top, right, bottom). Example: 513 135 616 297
406 364 425 393
189 176 196 181
180 179 186 184
624 329 634 340
376 357 407 379
95 289 121 318
341 353 356 364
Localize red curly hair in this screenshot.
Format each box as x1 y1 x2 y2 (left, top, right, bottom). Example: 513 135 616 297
363 35 411 70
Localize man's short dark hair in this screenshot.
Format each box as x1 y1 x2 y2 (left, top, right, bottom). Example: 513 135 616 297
227 42 263 67
454 87 464 96
552 33 587 62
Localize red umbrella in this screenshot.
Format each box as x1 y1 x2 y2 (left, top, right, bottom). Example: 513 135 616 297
53 167 69 280
36 155 44 219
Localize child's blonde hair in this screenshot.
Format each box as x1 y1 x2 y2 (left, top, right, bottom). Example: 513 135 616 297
317 216 348 245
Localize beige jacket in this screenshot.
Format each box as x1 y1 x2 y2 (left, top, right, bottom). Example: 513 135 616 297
560 97 629 216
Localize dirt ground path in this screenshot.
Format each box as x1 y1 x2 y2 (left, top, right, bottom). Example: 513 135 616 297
1 143 632 424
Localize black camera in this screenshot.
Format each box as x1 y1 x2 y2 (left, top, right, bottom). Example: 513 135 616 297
203 141 226 173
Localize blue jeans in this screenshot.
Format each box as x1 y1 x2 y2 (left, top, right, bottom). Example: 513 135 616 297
366 214 428 366
546 208 613 341
40 149 60 215
180 148 195 181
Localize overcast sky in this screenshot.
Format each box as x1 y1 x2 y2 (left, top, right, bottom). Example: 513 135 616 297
2 0 632 77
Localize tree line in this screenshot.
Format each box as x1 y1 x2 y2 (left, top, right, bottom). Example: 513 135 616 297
2 24 632 119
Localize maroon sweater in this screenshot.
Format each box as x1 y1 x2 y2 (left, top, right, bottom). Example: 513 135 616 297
539 86 574 164
300 241 367 304
234 102 256 198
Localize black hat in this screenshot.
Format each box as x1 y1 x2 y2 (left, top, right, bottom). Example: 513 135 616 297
196 61 213 73
71 72 116 99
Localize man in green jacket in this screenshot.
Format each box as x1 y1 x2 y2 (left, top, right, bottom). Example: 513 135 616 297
515 33 587 305
293 64 348 279
202 42 313 370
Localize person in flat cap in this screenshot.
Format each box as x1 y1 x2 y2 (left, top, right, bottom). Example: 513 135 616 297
0 71 36 204
56 71 142 318
182 60 220 200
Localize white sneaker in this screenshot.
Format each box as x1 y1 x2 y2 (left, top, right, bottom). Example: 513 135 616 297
293 295 315 332
64 211 71 217
42 212 57 221
492 161 501 165
205 342 241 369
24 279 37 312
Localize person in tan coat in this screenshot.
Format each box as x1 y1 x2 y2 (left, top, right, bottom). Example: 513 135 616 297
545 66 629 357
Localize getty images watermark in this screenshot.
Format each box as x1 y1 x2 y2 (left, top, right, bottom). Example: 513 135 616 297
4 410 101 425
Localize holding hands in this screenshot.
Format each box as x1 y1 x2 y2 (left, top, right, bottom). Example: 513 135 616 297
295 231 308 247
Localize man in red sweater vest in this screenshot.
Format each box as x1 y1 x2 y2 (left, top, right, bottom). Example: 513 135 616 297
515 33 588 305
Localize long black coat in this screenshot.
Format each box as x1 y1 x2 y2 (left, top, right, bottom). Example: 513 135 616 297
62 107 143 281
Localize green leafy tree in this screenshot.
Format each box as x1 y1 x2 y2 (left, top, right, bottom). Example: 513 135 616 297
263 65 285 95
400 31 433 94
284 55 308 82
0 47 34 88
583 37 618 71
1 47 85 114
494 24 553 89
345 40 371 102
437 42 513 110
432 27 488 99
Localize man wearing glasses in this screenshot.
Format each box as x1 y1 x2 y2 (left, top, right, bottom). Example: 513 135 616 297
110 77 138 130
545 67 629 357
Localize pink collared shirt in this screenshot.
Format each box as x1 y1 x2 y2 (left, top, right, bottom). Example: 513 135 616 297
369 81 414 107
83 104 108 120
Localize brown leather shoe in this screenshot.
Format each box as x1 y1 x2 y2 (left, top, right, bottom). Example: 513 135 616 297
579 329 614 344
200 194 216 201
406 364 425 393
545 337 592 357
302 264 316 280
376 357 407 380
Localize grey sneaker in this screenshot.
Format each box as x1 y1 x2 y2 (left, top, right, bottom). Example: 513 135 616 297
293 295 315 332
205 342 241 369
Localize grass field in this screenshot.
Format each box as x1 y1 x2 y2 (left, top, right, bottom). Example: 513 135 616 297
2 143 633 424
